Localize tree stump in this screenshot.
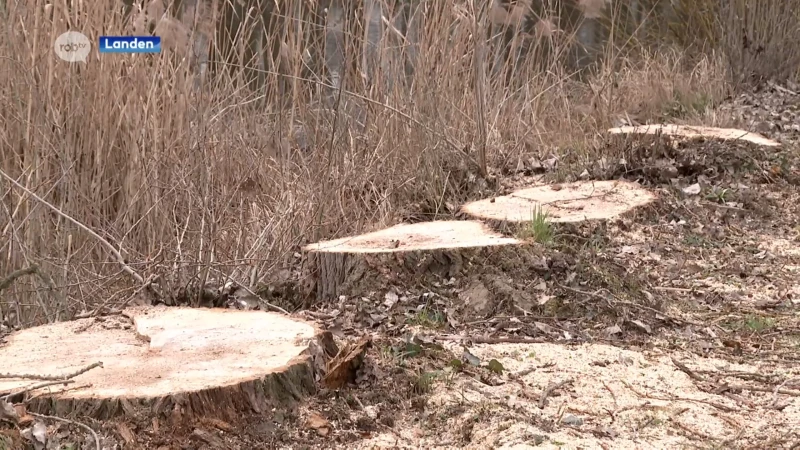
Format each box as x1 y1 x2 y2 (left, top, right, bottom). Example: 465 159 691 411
607 124 780 147
459 180 656 224
302 220 523 300
0 306 330 424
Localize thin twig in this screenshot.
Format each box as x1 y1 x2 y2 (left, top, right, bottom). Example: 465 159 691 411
205 267 289 315
0 362 103 382
435 334 547 344
557 282 703 326
725 384 800 397
697 369 774 383
0 371 59 381
539 378 574 409
4 379 75 399
670 413 719 442
772 377 799 409
674 396 738 413
60 362 104 380
1 362 103 400
601 380 618 411
671 358 705 382
88 275 158 317
30 412 100 450
73 309 124 320
26 384 93 403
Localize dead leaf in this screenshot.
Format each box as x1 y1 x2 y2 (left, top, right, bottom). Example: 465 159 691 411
722 340 743 355
683 183 702 195
31 421 47 450
530 257 549 272
13 404 33 426
534 322 559 336
537 294 554 305
628 320 652 334
364 405 379 420
383 291 399 309
445 308 460 328
191 428 226 447
116 423 136 444
605 325 623 336
697 340 714 352
0 399 19 425
306 411 331 436
542 157 559 171
462 350 481 366
200 417 233 432
561 414 584 426
459 280 494 317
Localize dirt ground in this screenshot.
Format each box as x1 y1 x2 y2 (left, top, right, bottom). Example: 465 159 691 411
2 83 799 450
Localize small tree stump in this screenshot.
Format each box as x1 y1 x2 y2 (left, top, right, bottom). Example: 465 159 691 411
0 306 329 424
302 220 523 300
607 124 780 147
460 180 656 224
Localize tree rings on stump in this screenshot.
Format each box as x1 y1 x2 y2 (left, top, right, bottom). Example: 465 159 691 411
302 220 523 300
608 124 780 147
460 180 656 224
0 306 327 423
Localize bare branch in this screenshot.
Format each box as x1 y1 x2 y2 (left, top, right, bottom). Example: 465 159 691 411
0 169 158 300
1 362 103 400
0 265 39 293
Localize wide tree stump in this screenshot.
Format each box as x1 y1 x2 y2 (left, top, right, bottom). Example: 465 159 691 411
607 124 780 147
302 220 524 300
459 180 656 224
0 306 328 423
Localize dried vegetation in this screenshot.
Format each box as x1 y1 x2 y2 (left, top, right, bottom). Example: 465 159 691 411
1 0 800 448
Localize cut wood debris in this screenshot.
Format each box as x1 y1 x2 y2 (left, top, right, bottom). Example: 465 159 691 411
0 306 325 422
302 220 521 254
607 124 781 147
323 335 372 389
353 342 800 450
460 180 656 224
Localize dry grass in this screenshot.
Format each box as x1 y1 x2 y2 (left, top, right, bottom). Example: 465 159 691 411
1 0 798 327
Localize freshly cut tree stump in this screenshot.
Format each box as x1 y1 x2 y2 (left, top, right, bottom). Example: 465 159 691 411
302 221 523 300
460 180 656 224
608 124 780 147
0 306 327 423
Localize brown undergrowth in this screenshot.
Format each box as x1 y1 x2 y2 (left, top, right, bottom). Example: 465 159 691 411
2 0 800 449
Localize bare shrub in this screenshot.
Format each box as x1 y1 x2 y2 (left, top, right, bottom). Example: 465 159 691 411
611 0 800 84
716 0 800 85
0 0 796 328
